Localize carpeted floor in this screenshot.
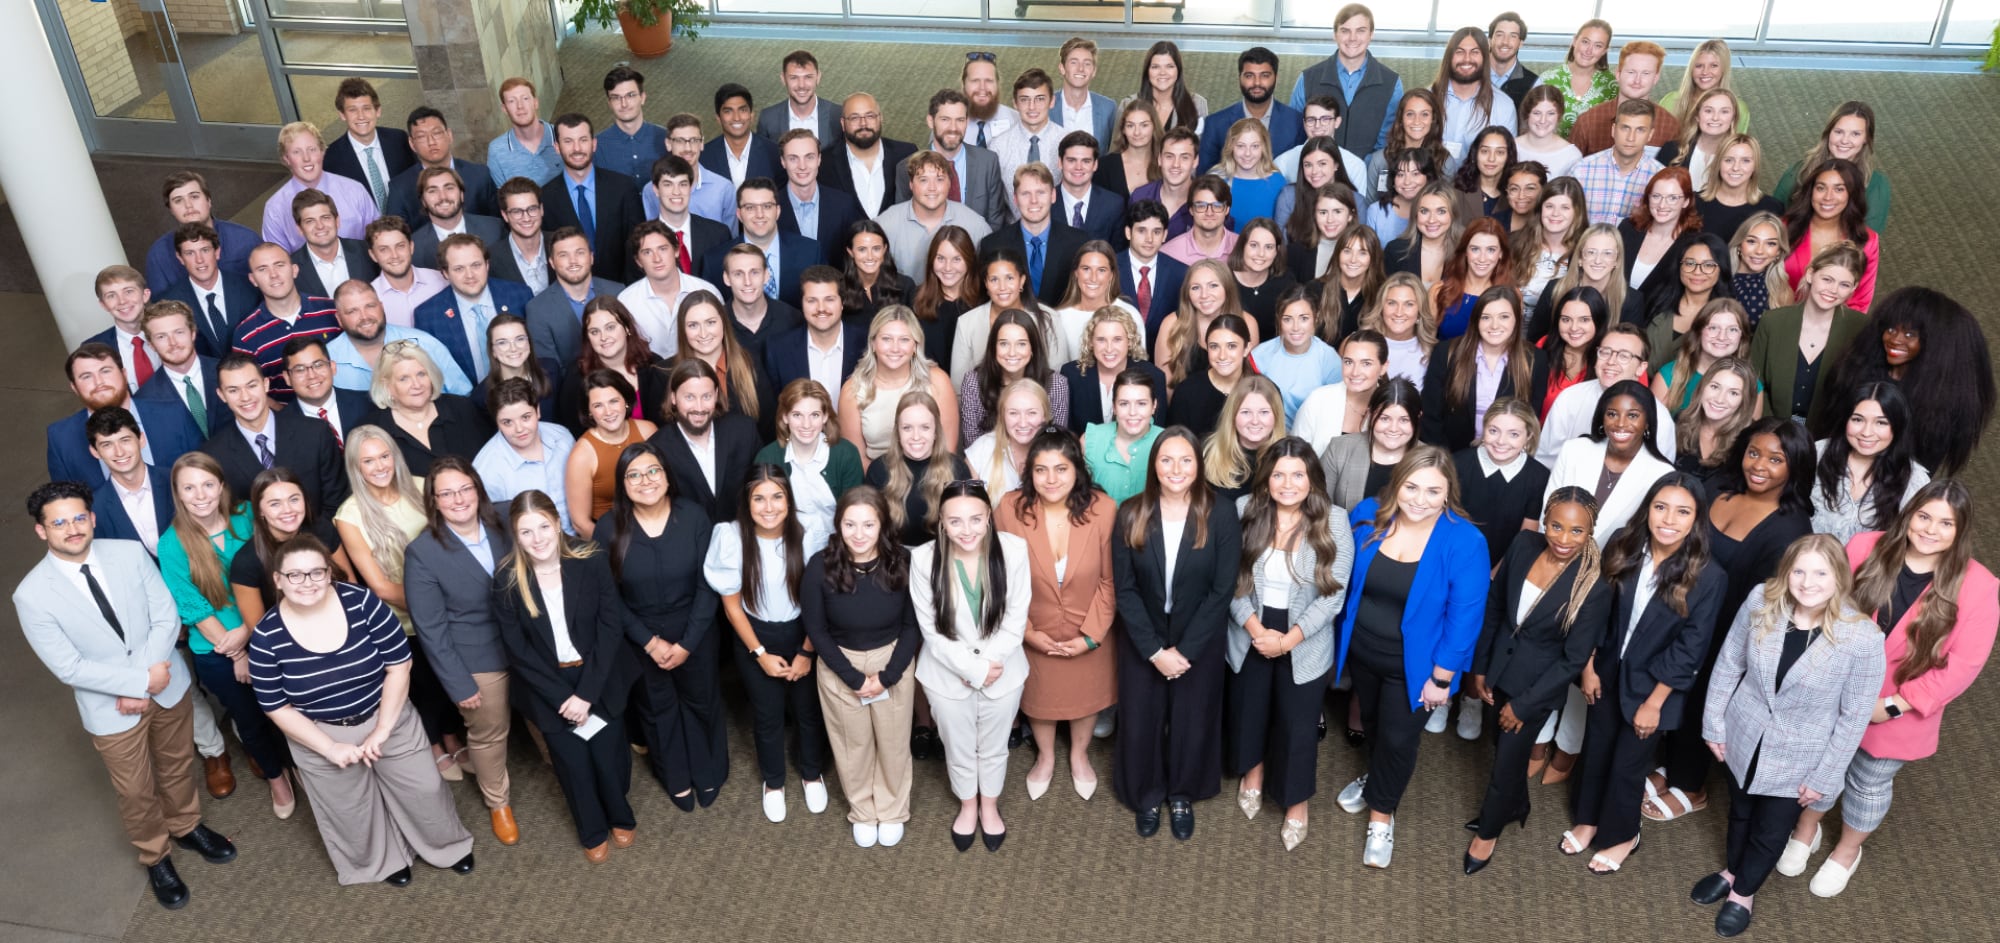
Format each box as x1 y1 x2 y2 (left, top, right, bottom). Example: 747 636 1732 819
72 34 2000 943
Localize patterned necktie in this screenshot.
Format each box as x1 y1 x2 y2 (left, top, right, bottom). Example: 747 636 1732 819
763 252 779 299
575 184 597 244
1027 134 1041 166
1136 265 1152 315
130 336 152 385
362 145 388 208
182 376 207 435
255 433 275 469
1072 199 1085 229
976 120 988 148
319 408 342 448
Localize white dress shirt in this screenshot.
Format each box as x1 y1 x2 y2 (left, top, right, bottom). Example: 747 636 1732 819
308 245 350 295
681 427 718 494
724 142 753 187
49 549 110 605
350 134 393 199
541 571 584 664
805 330 845 399
112 474 161 556
846 147 887 217
112 326 159 393
510 234 550 294
298 392 346 440
618 273 720 360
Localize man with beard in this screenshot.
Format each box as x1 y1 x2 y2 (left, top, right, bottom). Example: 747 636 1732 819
895 89 1009 232
156 224 260 358
1199 47 1306 172
231 243 343 402
816 93 915 218
776 130 864 252
1430 26 1517 152
365 216 448 328
525 227 623 376
756 50 842 149
46 343 203 488
540 114 647 283
144 172 261 291
1567 41 1677 156
650 156 731 272
410 167 507 270
261 122 377 252
414 235 536 381
762 265 864 396
135 301 225 439
702 84 781 189
646 358 760 523
1486 13 1538 107
326 279 472 395
85 266 159 392
282 335 373 444
880 150 994 280
288 189 380 300
961 52 1019 148
387 107 499 224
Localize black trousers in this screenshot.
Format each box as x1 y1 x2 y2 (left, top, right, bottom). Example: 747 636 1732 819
1113 625 1224 812
407 645 467 746
1724 753 1803 897
729 615 828 789
1225 606 1327 808
635 625 730 796
1570 667 1655 848
1352 646 1430 814
1663 630 1731 792
542 668 637 848
1472 690 1555 839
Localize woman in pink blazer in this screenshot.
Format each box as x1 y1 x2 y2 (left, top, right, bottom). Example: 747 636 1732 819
1778 479 1997 897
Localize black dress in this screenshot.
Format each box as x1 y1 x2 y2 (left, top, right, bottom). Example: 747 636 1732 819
1450 447 1553 567
360 394 495 477
229 517 345 610
864 452 973 547
1164 372 1231 440
1694 196 1784 256
1236 271 1299 343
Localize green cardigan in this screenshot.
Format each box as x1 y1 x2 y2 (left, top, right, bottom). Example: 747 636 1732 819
754 438 865 497
1746 303 1867 426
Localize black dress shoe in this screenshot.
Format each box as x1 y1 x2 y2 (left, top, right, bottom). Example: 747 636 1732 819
1135 806 1161 838
696 786 720 808
172 822 237 864
383 866 413 887
983 829 1006 852
1463 849 1492 875
952 828 975 852
449 852 475 874
1343 728 1367 748
1007 723 1027 750
1168 800 1194 840
1691 872 1733 906
668 790 696 812
1317 718 1328 742
1715 901 1753 937
911 726 940 761
1464 816 1482 833
147 858 189 909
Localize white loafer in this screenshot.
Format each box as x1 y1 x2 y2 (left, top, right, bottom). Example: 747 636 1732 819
1776 824 1822 877
877 822 904 847
1810 848 1863 897
1424 706 1449 734
762 787 787 823
1337 775 1369 814
852 822 878 848
1363 817 1395 868
803 779 829 814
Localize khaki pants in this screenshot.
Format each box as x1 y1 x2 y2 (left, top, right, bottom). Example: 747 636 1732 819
90 694 203 865
817 645 915 825
292 708 475 885
458 671 512 809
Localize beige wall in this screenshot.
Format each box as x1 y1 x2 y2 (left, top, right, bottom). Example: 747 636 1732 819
161 0 243 36
406 0 560 157
55 0 142 116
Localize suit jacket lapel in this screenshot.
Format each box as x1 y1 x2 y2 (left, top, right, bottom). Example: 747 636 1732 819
45 563 130 653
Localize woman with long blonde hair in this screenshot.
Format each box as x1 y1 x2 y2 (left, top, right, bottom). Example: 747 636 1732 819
863 390 971 548
1156 258 1251 389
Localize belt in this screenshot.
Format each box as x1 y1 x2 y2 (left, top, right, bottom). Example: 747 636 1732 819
558 659 585 668
321 708 379 727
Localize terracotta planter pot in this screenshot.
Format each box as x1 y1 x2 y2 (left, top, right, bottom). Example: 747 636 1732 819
617 9 673 58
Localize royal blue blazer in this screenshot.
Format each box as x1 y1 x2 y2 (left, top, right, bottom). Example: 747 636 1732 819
1336 497 1492 711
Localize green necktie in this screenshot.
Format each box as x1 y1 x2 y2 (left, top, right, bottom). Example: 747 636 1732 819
182 376 207 434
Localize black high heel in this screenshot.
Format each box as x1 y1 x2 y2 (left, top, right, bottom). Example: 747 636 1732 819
696 786 720 808
1463 807 1529 833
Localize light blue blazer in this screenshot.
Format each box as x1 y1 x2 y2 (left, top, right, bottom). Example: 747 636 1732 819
1336 498 1492 711
13 540 192 735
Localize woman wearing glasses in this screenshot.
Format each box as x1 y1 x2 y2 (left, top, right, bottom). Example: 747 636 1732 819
471 314 559 423
1620 169 1701 302
1641 233 1736 372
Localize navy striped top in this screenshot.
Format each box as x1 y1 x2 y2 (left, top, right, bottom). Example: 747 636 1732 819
249 583 411 721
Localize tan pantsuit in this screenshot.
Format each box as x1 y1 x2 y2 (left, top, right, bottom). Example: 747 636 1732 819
817 644 915 825
458 670 512 809
89 695 202 865
291 708 475 885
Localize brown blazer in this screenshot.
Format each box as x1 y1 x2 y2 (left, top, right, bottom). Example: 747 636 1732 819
995 490 1118 646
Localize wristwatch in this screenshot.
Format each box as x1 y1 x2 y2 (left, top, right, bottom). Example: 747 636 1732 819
1883 700 1902 719
1429 675 1453 688
751 645 767 658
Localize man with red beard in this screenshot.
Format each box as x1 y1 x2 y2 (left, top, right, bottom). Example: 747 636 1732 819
46 344 203 489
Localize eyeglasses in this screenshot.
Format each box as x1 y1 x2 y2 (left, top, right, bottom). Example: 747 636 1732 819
624 465 667 484
286 359 332 376
433 484 480 501
503 205 544 219
668 136 703 148
842 112 881 124
1192 201 1228 213
965 51 997 62
382 339 422 355
1303 115 1339 127
491 335 530 350
278 567 331 585
1681 259 1721 274
1649 192 1686 205
45 513 90 532
1595 348 1641 364
608 90 643 104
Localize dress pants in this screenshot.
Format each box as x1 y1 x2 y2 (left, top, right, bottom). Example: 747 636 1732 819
543 665 638 848
817 643 916 825
1225 606 1326 808
1352 647 1430 814
457 671 513 809
1662 632 1730 793
1473 690 1556 839
89 694 202 865
1724 758 1805 897
1569 668 1654 848
290 707 474 885
635 626 730 797
731 615 828 789
185 648 226 760
927 683 1024 799
1112 627 1225 812
191 650 292 779
408 645 468 746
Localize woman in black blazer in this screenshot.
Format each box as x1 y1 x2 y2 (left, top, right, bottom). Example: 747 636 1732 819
492 490 641 862
1059 306 1167 435
1111 425 1243 842
1566 472 1727 874
361 341 497 476
1420 286 1547 453
1464 487 1612 873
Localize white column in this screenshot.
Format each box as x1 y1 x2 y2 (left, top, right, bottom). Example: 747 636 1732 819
0 1 127 350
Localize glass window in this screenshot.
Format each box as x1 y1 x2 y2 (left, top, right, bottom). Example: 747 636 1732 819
715 0 840 14
54 0 173 120
1433 0 1595 39
263 0 407 21
1135 0 1275 28
1285 1 1426 30
1596 0 1757 37
1765 0 1945 43
181 29 284 125
1942 0 1999 44
276 28 416 68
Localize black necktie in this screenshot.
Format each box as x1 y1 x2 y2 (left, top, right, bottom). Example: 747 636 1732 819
204 292 226 343
80 564 125 641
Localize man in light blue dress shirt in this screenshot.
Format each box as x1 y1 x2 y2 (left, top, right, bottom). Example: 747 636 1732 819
325 281 473 396
486 78 562 187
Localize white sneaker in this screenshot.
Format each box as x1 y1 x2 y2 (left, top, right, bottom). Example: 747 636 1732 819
877 822 904 847
1336 775 1369 814
1810 848 1862 897
1094 712 1116 739
803 779 829 814
1776 824 1822 876
1455 696 1483 740
1425 705 1449 734
851 822 878 847
762 787 787 823
1363 817 1395 868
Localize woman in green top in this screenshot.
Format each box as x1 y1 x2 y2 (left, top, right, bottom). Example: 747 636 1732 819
158 451 297 817
1772 102 1891 233
1083 368 1163 505
1536 19 1617 138
755 378 864 546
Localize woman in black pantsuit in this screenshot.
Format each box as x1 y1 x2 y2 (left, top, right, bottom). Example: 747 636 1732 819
493 491 641 861
1565 472 1727 874
1111 425 1243 842
1464 486 1611 873
596 442 729 809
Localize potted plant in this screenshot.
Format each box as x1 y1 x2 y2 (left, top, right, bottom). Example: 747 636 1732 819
571 0 708 59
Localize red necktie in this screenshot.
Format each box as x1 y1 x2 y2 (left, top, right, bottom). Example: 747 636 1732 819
675 229 692 274
947 164 962 203
1136 265 1152 315
319 408 342 449
131 336 153 386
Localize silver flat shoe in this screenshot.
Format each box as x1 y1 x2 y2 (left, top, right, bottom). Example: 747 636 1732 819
1363 817 1395 868
1337 775 1369 814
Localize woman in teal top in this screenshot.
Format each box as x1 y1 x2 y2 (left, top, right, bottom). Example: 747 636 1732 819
158 452 296 817
753 378 865 544
1082 368 1164 504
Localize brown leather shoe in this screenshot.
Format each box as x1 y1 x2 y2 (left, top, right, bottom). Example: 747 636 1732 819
583 842 610 863
610 827 636 849
490 807 520 845
204 756 236 799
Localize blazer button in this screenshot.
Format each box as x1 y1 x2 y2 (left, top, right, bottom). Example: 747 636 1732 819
972 648 982 655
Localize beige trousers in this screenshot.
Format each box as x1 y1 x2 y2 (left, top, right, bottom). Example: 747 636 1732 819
291 708 475 885
458 670 512 809
817 645 915 825
90 694 202 865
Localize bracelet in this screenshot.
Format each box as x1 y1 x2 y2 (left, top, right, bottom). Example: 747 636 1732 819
1081 634 1100 651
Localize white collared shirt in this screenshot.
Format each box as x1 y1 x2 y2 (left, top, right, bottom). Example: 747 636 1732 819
113 327 158 393
788 104 819 135
431 218 468 242
847 147 886 216
1623 550 1657 659
113 474 161 556
299 393 344 440
618 273 720 360
1064 93 1095 142
1060 187 1092 228
724 141 753 187
1476 446 1529 483
540 570 583 664
309 245 350 294
351 134 392 195
805 330 844 399
236 409 279 458
681 426 718 494
49 549 110 610
510 234 549 294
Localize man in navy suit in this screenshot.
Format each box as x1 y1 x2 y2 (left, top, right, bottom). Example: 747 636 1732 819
385 107 500 224
539 113 646 284
136 301 226 440
703 84 781 189
1054 131 1127 248
282 336 373 445
815 93 916 219
408 167 508 270
648 155 732 273
144 171 262 292
321 78 413 211
701 178 822 310
86 266 160 393
86 408 175 558
413 234 534 383
756 51 843 150
1198 47 1307 172
1116 200 1189 349
1050 38 1118 146
156 224 259 359
775 130 864 261
288 189 380 300
48 344 203 490
762 266 862 396
979 165 1086 309
200 354 348 518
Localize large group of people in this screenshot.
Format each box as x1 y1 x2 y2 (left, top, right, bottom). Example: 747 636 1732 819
20 10 1998 938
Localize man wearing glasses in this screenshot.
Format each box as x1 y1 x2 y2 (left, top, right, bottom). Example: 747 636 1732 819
282 336 373 445
1161 176 1239 264
817 93 916 218
1534 323 1677 464
493 178 551 293
326 280 473 396
1275 95 1371 201
386 107 499 226
646 115 737 228
201 352 349 516
700 178 823 310
595 66 668 190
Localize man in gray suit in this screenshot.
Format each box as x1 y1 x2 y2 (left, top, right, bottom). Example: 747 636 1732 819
756 50 843 150
895 89 1011 232
13 481 238 909
526 227 622 382
410 167 507 270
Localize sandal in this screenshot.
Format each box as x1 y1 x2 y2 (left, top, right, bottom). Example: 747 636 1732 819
1644 768 1667 799
1642 787 1707 821
1588 836 1640 874
1559 830 1587 856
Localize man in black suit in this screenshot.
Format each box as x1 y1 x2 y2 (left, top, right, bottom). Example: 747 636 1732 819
200 353 349 518
701 84 780 189
716 244 803 363
385 107 499 224
539 113 646 284
288 189 379 300
281 336 371 446
816 93 916 219
1117 200 1189 348
649 155 730 274
646 359 760 523
490 177 550 292
1055 131 1127 248
762 265 862 396
775 129 864 258
321 78 413 211
700 178 821 310
136 301 226 439
979 163 1085 309
756 50 843 149
409 167 508 270
85 408 175 557
154 224 257 360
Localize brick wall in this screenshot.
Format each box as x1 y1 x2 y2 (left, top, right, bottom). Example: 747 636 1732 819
55 0 143 116
162 0 242 36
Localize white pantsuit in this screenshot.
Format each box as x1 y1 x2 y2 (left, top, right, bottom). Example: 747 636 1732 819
912 534 1031 799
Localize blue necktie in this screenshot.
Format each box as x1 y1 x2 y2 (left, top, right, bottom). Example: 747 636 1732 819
1027 234 1045 296
763 251 779 299
255 433 275 469
1071 199 1085 228
575 184 596 245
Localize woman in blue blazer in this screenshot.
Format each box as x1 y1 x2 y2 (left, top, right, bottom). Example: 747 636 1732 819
1331 444 1491 869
